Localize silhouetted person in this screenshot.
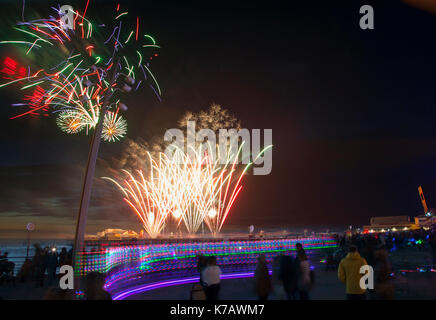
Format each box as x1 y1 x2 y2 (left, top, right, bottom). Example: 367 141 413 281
197 254 207 285
361 236 377 299
374 247 394 300
201 256 221 300
362 236 377 268
84 272 111 300
32 244 45 287
254 254 272 300
0 252 8 268
271 254 286 299
338 245 368 300
58 248 68 267
17 258 33 282
296 243 305 256
47 250 58 285
296 251 311 300
0 252 7 261
67 248 73 266
280 253 297 299
0 252 14 282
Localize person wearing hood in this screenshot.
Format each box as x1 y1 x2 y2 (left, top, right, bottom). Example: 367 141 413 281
338 245 368 300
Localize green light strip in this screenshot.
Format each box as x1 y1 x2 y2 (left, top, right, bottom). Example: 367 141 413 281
13 27 53 45
20 80 45 90
144 34 156 45
140 244 338 266
0 41 41 48
142 63 161 95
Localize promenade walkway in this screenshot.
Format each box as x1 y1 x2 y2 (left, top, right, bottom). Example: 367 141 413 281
0 248 435 300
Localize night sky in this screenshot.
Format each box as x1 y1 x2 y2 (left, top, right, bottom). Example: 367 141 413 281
1 0 436 238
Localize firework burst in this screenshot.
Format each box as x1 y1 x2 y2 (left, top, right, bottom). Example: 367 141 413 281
103 153 176 238
56 109 87 134
0 1 160 142
102 109 127 142
104 143 272 237
56 107 127 141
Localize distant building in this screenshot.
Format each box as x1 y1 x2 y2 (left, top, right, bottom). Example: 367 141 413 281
414 215 436 229
363 215 419 233
86 228 139 240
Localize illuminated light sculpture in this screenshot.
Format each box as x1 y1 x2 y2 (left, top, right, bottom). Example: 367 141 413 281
73 236 339 293
112 272 261 300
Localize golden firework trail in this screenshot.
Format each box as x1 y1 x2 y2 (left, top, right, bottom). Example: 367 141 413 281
103 143 272 238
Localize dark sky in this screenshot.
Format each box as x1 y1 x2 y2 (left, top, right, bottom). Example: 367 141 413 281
1 0 436 238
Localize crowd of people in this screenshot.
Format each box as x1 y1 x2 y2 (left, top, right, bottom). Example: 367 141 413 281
191 228 436 301
333 227 436 300
0 252 15 284
1 244 73 287
193 242 314 300
269 242 313 300
0 244 112 300
1 227 435 300
336 228 436 257
79 228 434 301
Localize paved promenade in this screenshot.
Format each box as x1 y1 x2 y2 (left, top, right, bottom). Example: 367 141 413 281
1 248 435 300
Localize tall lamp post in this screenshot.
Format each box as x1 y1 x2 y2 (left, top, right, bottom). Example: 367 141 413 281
72 58 122 288
26 222 35 258
0 4 160 290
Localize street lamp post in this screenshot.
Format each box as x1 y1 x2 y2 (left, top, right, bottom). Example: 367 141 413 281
72 58 121 289
26 222 35 258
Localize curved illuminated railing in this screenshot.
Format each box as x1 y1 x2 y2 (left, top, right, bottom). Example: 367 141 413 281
112 271 262 300
76 236 338 298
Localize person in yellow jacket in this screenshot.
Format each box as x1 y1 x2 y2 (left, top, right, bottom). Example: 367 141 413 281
338 245 368 300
